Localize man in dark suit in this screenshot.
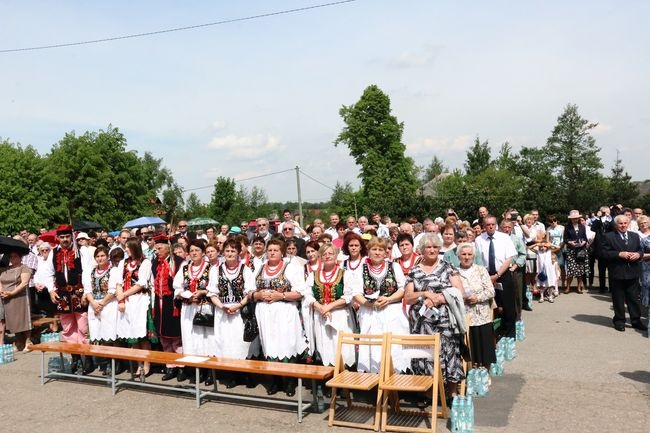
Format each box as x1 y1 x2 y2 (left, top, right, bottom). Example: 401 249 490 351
589 205 614 292
600 215 647 332
172 220 197 243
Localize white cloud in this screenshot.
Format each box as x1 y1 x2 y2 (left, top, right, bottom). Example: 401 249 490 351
211 120 227 130
406 135 473 155
389 44 442 69
206 133 285 159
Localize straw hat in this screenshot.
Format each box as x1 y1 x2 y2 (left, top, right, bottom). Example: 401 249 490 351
567 210 582 219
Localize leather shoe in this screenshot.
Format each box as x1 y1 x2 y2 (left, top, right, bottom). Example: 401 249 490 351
162 368 178 381
614 324 625 332
205 374 214 387
522 305 533 311
266 383 279 395
284 380 297 397
631 322 648 331
177 369 188 382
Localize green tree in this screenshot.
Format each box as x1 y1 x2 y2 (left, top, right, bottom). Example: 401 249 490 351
606 154 639 206
335 85 419 218
464 136 492 176
208 177 238 224
141 152 184 222
494 141 517 171
327 182 359 219
545 104 606 211
0 140 52 233
510 146 562 216
421 155 448 183
183 193 208 219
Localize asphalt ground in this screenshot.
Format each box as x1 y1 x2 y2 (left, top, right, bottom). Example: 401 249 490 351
1 287 648 433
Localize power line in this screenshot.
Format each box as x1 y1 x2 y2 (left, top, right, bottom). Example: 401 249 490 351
299 169 336 191
0 0 358 53
182 167 294 192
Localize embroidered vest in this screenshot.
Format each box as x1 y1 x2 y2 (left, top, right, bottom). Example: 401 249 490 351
255 263 291 293
312 268 344 304
362 262 398 299
217 264 246 304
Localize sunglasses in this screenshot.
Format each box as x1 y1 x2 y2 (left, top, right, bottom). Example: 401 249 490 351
283 227 294 231
178 225 187 228
144 237 153 241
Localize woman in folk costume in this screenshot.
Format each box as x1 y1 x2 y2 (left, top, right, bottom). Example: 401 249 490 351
246 238 308 397
352 236 410 373
115 238 158 378
151 235 186 382
207 238 256 387
82 246 118 374
304 243 357 368
173 239 215 385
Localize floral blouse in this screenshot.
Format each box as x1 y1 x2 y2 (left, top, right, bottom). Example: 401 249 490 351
457 264 495 327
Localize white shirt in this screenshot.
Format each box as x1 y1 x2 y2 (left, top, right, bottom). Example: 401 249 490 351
475 231 517 270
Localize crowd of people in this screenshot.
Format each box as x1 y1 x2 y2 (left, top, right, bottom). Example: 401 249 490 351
1 203 648 402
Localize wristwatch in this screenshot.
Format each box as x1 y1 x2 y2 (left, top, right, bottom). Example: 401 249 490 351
418 296 424 303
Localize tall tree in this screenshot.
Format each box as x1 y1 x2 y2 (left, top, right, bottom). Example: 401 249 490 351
545 104 605 211
328 182 359 219
208 177 237 224
0 140 52 233
335 85 419 218
464 136 491 176
422 155 448 183
183 193 208 219
607 153 639 205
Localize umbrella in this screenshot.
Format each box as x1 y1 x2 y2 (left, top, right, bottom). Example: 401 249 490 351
0 236 30 256
73 220 103 231
123 216 166 229
187 217 219 227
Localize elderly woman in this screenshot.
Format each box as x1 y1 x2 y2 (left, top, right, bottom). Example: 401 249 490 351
563 210 589 294
33 241 58 326
304 243 356 368
353 236 409 373
247 238 308 397
404 234 466 396
0 252 33 351
522 214 539 293
456 243 495 368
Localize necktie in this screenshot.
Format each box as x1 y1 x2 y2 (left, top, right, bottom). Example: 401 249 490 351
488 235 497 275
622 232 628 245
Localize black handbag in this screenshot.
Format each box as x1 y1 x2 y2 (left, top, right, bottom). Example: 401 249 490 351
192 301 215 328
575 249 587 262
240 300 259 342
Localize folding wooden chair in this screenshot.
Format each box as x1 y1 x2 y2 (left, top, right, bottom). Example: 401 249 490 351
326 332 387 431
459 313 472 396
380 333 447 433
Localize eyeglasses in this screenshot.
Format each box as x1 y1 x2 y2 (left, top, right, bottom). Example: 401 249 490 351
144 237 153 241
178 225 187 228
283 227 294 231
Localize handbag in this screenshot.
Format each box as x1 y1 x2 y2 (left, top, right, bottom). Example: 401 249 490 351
537 270 548 282
240 300 259 342
575 249 587 262
192 301 215 328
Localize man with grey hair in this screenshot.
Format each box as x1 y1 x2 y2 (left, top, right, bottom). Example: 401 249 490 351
600 214 646 332
255 218 272 242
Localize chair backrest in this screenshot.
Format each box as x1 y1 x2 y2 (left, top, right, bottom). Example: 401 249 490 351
381 333 441 380
333 332 386 374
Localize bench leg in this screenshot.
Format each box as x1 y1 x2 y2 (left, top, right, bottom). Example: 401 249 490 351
40 351 45 386
111 359 116 396
298 377 303 423
195 368 201 408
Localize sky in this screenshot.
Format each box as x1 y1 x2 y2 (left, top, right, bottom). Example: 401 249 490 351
1 0 649 205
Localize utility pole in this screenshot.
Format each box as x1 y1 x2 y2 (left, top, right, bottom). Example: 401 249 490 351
295 166 303 224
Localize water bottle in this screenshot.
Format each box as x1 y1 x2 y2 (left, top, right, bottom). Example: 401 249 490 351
465 369 475 396
457 397 466 433
450 395 460 432
526 288 533 310
466 396 475 433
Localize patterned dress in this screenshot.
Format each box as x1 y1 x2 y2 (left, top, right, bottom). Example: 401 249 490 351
640 233 650 306
406 261 465 384
115 259 158 344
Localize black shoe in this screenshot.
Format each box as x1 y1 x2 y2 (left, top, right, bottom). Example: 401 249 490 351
177 369 187 382
82 358 96 375
114 361 127 376
284 380 297 397
614 324 625 332
266 383 279 395
245 375 257 389
205 374 214 387
631 322 648 331
225 379 237 389
522 305 533 311
162 368 178 381
188 375 196 385
599 287 608 293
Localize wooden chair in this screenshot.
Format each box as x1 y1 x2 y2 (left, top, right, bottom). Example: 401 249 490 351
379 333 447 433
326 332 387 431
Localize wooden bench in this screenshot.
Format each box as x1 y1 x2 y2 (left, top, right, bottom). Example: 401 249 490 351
31 342 333 422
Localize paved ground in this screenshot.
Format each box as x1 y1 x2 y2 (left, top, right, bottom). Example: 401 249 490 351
1 288 648 433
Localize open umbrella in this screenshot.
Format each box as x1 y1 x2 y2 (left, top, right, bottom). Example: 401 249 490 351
123 216 166 229
0 236 30 256
72 220 103 231
187 217 219 227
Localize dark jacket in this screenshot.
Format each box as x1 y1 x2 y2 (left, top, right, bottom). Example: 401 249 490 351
600 230 643 280
563 224 588 250
590 217 614 257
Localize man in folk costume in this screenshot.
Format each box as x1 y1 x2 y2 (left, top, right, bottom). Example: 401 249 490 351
151 235 185 381
46 224 94 374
